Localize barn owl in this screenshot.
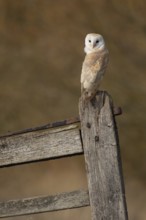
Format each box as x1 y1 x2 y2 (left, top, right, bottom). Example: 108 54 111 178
81 33 109 101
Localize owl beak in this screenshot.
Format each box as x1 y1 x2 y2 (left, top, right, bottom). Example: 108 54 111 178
93 42 96 48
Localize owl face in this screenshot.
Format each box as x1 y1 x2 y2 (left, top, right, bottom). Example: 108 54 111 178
84 33 105 54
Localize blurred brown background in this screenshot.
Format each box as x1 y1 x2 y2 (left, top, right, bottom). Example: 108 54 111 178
0 0 146 219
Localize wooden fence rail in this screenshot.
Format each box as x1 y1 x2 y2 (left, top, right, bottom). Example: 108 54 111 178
0 124 82 167
0 190 89 218
0 91 128 219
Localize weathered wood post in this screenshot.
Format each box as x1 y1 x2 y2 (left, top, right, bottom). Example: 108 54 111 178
79 91 128 220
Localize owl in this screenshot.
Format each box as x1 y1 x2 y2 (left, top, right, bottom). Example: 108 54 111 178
81 33 109 101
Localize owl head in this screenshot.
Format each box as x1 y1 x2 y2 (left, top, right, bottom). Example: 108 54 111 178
84 33 105 54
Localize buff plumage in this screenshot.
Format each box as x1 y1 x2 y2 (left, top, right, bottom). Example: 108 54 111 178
81 33 109 100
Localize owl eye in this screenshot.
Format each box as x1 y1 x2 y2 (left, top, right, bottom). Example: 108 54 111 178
88 40 91 43
96 40 99 43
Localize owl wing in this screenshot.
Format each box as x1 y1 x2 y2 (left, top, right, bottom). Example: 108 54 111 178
81 51 108 85
92 51 109 83
81 49 109 96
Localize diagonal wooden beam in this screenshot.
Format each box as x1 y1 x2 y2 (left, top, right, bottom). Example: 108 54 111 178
0 125 83 167
0 190 89 218
0 106 121 139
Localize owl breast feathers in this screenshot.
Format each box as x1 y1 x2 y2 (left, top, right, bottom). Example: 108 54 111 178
81 33 109 101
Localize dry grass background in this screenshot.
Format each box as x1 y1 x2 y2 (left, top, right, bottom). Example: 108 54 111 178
0 0 146 219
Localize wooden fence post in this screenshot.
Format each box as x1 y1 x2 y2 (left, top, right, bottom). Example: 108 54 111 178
79 91 128 220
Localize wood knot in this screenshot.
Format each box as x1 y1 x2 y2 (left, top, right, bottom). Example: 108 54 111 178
95 136 99 142
0 143 7 149
86 122 91 128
